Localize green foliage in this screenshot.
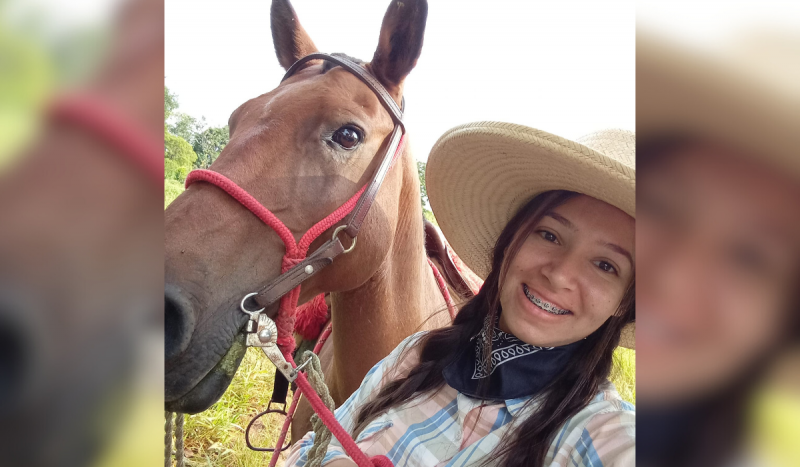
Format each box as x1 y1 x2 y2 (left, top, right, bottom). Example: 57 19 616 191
164 178 184 209
193 125 230 169
163 87 228 197
165 129 197 182
169 112 205 144
422 208 437 225
418 161 438 224
165 87 178 120
610 347 636 404
0 26 53 165
417 161 428 208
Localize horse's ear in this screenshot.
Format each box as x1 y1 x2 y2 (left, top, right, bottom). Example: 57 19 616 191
370 0 428 94
271 0 318 70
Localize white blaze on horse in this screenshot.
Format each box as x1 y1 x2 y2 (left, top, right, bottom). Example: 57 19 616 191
164 0 476 442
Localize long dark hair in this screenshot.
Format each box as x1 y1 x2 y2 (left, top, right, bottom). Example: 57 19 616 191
352 190 636 467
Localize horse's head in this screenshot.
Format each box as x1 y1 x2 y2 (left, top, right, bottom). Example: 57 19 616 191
165 0 428 413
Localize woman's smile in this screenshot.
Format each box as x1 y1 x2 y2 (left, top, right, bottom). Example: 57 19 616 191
499 195 634 347
521 284 572 316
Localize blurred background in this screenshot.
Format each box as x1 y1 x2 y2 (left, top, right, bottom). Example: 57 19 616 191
0 0 163 465
636 1 800 466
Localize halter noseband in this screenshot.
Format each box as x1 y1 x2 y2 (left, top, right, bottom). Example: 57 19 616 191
184 53 406 355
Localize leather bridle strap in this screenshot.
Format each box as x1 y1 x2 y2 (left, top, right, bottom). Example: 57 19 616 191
250 125 404 310
184 53 406 352
248 54 405 310
283 53 405 237
283 53 404 126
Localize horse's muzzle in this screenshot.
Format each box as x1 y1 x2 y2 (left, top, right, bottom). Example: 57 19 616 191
165 283 197 362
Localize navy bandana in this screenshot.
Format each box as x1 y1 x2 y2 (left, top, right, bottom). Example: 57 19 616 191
443 317 582 400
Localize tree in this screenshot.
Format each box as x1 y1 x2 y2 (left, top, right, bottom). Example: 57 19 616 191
165 87 178 120
193 125 229 169
168 112 205 144
164 129 197 181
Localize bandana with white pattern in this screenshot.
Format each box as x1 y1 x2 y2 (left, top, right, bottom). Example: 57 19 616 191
443 315 583 399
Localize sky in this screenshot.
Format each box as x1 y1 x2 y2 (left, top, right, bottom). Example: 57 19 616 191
165 0 635 162
638 0 800 47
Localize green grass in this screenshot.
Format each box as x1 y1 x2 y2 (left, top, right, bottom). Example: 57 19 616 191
610 347 636 403
181 348 293 467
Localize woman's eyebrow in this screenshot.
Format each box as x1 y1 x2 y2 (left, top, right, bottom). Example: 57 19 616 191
602 242 633 267
545 212 576 230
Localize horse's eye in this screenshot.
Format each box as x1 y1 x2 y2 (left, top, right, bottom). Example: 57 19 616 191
332 126 362 149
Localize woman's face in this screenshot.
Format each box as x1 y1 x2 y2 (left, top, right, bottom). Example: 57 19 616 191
636 143 800 404
498 195 635 347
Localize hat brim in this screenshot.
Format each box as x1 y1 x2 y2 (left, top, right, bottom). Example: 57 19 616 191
427 122 634 280
637 34 800 179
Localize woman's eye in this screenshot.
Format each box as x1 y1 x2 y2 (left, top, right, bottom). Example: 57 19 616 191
538 230 559 244
332 126 362 149
594 261 617 275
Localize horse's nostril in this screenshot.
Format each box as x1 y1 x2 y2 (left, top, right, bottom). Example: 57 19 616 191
165 285 195 361
0 290 40 414
0 318 30 411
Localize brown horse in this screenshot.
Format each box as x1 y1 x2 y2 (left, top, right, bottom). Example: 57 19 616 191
164 0 452 439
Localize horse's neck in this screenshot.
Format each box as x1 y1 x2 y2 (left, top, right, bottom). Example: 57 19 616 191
327 154 447 400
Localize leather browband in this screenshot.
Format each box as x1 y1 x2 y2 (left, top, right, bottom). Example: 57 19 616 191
252 53 407 310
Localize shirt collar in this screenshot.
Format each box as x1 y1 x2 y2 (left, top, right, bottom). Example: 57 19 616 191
505 395 536 418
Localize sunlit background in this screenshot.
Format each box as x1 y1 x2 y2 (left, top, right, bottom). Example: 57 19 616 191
165 0 635 159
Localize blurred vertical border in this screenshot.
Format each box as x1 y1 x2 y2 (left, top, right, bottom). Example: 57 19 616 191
0 0 163 465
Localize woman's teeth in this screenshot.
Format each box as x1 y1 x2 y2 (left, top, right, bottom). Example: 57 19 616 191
523 284 571 315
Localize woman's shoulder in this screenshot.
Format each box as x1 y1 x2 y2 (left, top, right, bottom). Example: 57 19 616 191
377 331 429 383
590 380 636 413
545 381 635 466
573 380 635 430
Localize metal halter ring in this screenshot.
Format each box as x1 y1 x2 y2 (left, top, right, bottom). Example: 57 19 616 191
332 225 357 254
240 292 266 316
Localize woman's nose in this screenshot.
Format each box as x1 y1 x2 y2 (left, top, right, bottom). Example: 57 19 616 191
540 253 579 291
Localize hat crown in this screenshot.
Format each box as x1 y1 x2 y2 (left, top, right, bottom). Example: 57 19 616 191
577 129 636 170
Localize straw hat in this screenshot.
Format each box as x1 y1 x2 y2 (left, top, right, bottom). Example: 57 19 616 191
637 32 800 179
426 122 635 348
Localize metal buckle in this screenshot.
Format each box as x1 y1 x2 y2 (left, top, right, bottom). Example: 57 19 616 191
332 225 357 254
240 296 298 381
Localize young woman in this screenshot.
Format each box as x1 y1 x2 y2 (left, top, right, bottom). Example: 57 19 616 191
286 124 636 467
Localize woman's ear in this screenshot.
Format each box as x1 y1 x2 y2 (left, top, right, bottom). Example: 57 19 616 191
370 0 428 97
271 0 318 70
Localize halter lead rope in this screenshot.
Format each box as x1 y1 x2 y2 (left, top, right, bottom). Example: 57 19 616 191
165 411 185 467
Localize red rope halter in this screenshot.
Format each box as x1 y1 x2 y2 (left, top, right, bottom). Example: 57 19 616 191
185 168 372 354
48 94 164 185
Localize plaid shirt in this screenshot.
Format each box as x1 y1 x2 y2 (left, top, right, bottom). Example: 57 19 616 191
285 333 635 467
